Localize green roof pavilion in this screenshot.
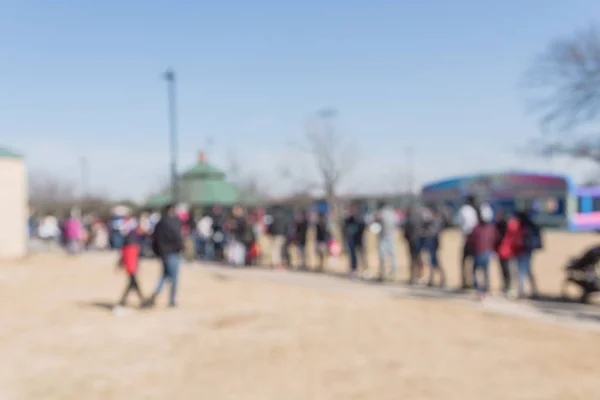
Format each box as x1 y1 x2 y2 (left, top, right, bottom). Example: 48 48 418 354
145 152 261 208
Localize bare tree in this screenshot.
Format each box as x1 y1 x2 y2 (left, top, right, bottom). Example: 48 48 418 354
28 172 77 216
283 109 358 216
227 152 270 203
525 24 600 162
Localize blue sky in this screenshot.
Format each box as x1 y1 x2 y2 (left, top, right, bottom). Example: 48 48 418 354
1 1 599 200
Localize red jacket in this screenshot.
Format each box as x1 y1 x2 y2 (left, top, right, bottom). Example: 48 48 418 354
120 234 140 275
497 218 519 260
468 223 498 255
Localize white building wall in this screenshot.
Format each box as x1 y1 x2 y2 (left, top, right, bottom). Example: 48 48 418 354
0 157 27 259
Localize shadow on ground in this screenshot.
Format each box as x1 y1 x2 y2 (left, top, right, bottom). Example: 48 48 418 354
77 301 115 311
529 295 600 323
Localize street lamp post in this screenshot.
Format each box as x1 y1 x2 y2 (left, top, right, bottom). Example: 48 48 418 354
164 68 179 205
80 156 89 198
406 146 414 195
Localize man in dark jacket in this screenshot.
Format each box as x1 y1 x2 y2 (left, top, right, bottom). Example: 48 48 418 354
343 203 366 278
404 205 424 284
268 206 287 268
294 210 309 270
148 203 183 308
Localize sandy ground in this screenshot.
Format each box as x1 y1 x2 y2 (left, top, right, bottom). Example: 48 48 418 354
1 231 599 400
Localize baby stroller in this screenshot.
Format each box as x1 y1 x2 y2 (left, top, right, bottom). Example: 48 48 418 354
562 245 600 303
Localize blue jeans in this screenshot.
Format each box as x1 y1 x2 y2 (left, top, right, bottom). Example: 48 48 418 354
154 253 181 306
379 235 397 276
297 245 306 268
473 251 492 293
204 240 215 260
347 239 358 271
516 252 536 297
424 237 439 268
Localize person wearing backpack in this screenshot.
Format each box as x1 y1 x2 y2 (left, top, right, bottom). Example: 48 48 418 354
514 211 541 299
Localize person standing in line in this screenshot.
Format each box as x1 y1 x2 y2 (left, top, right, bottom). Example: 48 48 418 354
186 209 199 259
228 205 249 267
113 227 146 314
353 206 368 275
495 209 517 296
211 206 225 262
514 211 541 299
456 195 493 289
282 214 296 268
343 204 363 279
198 212 214 260
423 206 447 288
147 204 183 308
468 210 498 300
376 201 398 282
294 210 309 270
403 205 424 284
315 212 330 272
268 206 287 269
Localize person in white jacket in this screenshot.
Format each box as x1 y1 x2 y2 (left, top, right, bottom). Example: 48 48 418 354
456 195 493 289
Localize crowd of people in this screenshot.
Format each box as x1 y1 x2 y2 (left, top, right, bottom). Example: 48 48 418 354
341 196 543 301
28 195 545 312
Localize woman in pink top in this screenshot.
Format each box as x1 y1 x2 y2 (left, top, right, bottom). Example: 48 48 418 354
63 216 82 254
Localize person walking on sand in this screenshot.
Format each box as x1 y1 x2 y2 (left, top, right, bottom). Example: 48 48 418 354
147 204 183 308
113 227 146 314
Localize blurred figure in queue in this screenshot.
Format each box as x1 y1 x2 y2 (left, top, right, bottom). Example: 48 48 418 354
245 210 262 266
468 209 498 300
198 211 214 260
422 206 447 288
514 211 542 299
456 195 493 289
376 200 398 282
211 206 226 262
294 210 310 270
282 213 296 269
343 203 366 279
315 212 330 272
495 209 517 296
227 205 249 267
63 211 83 255
268 205 287 269
404 205 424 285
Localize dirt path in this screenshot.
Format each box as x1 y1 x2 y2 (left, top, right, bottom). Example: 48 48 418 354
194 261 600 333
2 252 599 400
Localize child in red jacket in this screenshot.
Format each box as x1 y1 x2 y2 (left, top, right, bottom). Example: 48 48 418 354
113 230 146 313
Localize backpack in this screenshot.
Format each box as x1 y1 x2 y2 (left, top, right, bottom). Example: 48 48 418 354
522 223 543 252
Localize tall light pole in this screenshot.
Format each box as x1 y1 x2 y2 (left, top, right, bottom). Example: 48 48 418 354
406 146 414 195
80 156 89 198
164 68 179 205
